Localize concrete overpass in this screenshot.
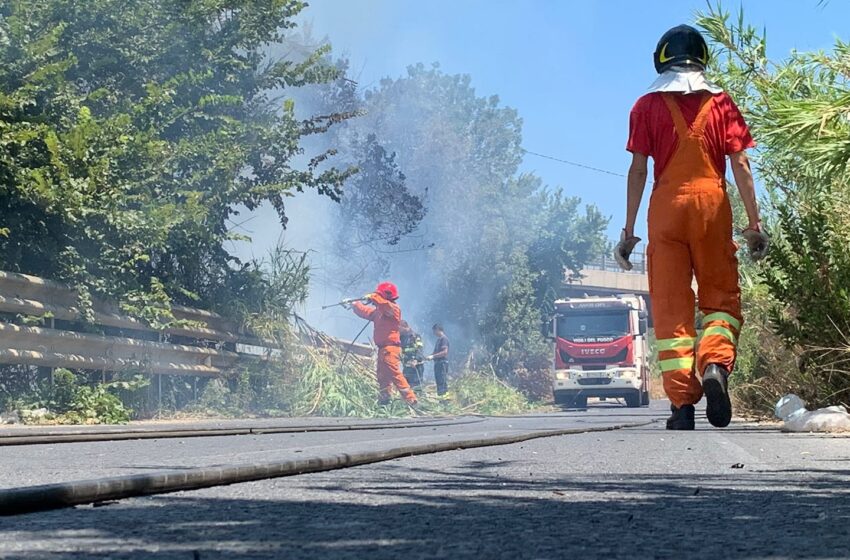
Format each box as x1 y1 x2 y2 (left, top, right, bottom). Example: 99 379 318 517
564 245 699 325
565 265 649 297
563 248 648 299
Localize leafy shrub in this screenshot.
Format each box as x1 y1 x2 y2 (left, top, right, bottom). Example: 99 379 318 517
698 4 850 411
14 369 148 424
508 365 553 403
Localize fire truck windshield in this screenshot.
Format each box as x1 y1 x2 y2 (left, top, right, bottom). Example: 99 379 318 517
557 310 630 339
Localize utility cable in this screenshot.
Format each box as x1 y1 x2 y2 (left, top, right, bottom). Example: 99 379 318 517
522 148 627 178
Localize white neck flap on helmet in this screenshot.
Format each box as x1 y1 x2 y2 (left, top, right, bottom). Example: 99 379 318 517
647 65 723 95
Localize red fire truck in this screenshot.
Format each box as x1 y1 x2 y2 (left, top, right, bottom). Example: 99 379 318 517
551 294 651 408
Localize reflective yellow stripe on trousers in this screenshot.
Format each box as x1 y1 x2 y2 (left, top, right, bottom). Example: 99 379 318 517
658 356 695 372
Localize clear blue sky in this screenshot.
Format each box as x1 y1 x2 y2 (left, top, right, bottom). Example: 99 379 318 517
299 0 847 239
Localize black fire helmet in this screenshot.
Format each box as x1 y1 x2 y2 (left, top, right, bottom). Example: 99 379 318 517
653 25 710 74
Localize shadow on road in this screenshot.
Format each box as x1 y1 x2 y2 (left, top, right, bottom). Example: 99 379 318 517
2 460 849 559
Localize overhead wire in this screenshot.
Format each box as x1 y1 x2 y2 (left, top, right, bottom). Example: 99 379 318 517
522 148 627 178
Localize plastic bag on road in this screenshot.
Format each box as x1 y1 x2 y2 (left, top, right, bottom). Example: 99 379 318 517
774 394 850 433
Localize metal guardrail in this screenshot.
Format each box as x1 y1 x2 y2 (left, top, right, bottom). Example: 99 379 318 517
582 243 647 275
0 270 372 377
0 271 271 346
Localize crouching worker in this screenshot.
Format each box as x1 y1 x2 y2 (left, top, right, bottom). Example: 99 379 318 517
349 282 418 407
400 321 425 390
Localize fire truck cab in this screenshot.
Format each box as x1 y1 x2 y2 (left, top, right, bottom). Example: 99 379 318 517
551 294 650 408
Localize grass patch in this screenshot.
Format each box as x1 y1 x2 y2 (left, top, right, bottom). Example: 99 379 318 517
450 371 530 415
4 344 538 424
188 344 536 420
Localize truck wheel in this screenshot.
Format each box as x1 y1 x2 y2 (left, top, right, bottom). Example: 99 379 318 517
625 392 641 408
640 389 650 406
554 392 574 408
573 395 587 409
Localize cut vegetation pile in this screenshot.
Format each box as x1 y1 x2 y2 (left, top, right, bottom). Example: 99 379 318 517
281 346 533 419
3 320 538 424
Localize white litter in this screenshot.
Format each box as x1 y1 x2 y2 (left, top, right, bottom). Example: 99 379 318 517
774 394 850 433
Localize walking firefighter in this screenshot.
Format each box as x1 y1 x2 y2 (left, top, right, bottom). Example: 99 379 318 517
616 25 770 430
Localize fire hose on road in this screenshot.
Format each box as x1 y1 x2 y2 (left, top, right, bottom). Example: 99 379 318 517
0 417 485 447
0 416 658 516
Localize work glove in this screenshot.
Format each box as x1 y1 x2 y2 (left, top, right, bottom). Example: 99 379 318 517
362 293 375 303
741 225 770 261
614 229 641 271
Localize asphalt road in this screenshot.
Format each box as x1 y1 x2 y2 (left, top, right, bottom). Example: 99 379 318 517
0 406 656 489
1 403 849 559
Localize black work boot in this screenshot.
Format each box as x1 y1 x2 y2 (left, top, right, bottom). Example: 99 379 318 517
702 364 732 428
666 404 695 430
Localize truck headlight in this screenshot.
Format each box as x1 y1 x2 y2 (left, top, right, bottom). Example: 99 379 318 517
555 371 568 380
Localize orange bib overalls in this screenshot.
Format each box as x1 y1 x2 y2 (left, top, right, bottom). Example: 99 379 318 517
648 93 742 408
352 298 418 404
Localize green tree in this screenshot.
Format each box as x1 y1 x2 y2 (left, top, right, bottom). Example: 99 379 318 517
698 4 850 407
0 0 354 324
335 133 425 249
267 45 429 292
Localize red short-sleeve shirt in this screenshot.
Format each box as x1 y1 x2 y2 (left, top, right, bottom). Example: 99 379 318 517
626 91 755 181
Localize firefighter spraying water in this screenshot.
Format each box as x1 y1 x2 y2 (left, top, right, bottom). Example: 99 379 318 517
342 282 419 407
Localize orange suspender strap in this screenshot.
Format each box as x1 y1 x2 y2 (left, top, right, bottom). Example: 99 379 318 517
661 93 690 138
690 93 715 137
661 92 715 139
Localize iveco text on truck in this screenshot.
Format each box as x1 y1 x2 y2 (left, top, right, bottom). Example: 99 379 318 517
551 294 651 408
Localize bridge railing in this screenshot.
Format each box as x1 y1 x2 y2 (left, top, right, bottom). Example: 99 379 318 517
583 243 647 275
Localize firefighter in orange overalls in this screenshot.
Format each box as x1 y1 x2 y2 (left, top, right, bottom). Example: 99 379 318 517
616 25 770 430
349 282 418 407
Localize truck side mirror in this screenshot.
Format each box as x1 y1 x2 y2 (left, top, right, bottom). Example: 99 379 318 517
542 318 556 341
638 313 648 336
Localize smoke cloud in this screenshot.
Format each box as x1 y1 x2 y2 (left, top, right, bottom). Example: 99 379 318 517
229 19 607 369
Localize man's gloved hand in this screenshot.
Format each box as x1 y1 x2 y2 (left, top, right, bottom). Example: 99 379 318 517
423 355 434 361
362 293 375 303
614 229 642 271
742 225 770 261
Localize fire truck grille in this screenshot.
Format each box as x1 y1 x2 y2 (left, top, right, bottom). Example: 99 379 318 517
578 377 613 385
559 347 628 365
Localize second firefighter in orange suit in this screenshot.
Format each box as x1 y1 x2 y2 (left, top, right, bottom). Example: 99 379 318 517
350 282 418 406
616 25 769 430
